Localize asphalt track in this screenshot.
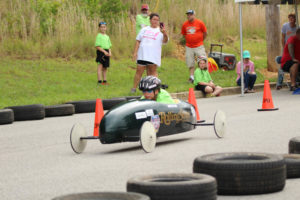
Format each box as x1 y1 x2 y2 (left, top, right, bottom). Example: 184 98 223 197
1 88 300 200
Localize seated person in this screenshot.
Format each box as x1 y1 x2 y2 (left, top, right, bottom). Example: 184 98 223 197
281 28 300 91
139 76 175 104
194 56 222 97
236 50 257 93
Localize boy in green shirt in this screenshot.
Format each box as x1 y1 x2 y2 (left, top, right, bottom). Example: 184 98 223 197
194 56 223 97
95 22 112 85
136 4 150 35
139 76 175 104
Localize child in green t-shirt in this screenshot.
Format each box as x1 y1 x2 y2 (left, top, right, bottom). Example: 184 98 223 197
95 22 112 85
193 56 223 97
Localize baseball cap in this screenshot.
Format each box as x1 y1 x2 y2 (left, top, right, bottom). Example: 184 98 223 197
141 4 149 10
243 50 251 59
186 9 195 14
197 56 207 63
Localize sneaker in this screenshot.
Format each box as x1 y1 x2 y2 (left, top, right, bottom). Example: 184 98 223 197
244 88 249 93
276 85 282 90
248 89 255 93
97 80 102 85
290 86 298 91
130 88 136 93
102 80 109 85
188 78 194 83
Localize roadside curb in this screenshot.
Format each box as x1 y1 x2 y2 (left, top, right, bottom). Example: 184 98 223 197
170 82 277 101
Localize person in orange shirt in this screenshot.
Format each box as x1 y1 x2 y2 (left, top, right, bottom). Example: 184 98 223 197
181 9 207 83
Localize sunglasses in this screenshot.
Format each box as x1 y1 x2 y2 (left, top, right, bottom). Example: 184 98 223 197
142 89 153 93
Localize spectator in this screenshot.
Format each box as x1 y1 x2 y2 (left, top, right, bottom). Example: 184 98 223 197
131 13 168 93
95 22 112 85
236 50 257 93
277 13 297 90
139 76 175 104
194 56 222 97
281 28 300 91
181 9 207 83
136 4 150 35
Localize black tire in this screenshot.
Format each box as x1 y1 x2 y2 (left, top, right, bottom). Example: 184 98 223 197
6 104 45 121
127 173 217 200
52 192 150 200
45 104 75 117
289 137 300 154
193 152 286 195
66 100 96 113
283 154 300 178
126 96 141 101
102 97 126 110
0 109 14 125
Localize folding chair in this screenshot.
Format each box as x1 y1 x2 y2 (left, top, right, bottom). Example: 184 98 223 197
275 56 290 88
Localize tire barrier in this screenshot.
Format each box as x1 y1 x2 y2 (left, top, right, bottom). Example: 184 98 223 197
0 109 14 125
289 137 300 154
66 100 96 113
127 173 217 200
102 97 127 110
45 104 75 117
6 104 45 121
193 152 286 195
283 154 300 178
52 192 150 200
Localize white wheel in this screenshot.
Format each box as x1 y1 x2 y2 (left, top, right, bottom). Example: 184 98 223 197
140 121 157 153
213 110 226 138
70 123 87 154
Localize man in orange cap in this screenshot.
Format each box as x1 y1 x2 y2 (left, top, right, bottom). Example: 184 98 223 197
136 4 150 35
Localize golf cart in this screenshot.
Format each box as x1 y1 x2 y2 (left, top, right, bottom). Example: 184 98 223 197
208 44 236 70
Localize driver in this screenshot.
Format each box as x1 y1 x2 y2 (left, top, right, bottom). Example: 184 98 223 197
139 76 175 104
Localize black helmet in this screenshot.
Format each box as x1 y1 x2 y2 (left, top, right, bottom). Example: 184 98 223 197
139 76 161 91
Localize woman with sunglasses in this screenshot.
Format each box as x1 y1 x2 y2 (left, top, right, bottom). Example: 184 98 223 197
95 21 112 85
139 76 174 104
131 13 169 93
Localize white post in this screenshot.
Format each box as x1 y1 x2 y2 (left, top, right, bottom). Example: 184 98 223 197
239 3 244 96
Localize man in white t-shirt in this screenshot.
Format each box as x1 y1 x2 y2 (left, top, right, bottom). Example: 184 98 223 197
131 13 168 93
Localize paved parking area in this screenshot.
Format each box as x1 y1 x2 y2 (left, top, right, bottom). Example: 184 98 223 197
0 89 299 200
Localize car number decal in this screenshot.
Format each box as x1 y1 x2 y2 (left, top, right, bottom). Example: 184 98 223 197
168 104 178 108
135 112 147 119
145 109 154 116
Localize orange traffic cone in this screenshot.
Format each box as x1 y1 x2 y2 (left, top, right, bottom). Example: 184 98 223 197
188 88 203 122
93 99 104 137
257 80 279 111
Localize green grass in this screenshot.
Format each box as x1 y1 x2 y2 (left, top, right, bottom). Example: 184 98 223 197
0 54 273 109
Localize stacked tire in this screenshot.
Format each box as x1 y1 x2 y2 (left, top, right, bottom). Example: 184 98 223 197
52 192 150 200
193 152 286 195
127 173 217 200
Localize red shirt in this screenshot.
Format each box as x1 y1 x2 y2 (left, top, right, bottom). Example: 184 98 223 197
181 19 207 48
281 35 300 68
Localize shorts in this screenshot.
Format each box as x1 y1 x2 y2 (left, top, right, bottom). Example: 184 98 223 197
282 60 297 72
185 45 206 68
137 60 155 66
96 49 110 68
195 84 207 93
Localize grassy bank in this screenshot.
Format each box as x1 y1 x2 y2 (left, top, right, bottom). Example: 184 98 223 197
0 55 273 109
0 0 297 59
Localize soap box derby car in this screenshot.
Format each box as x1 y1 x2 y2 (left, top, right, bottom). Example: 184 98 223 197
70 98 226 153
